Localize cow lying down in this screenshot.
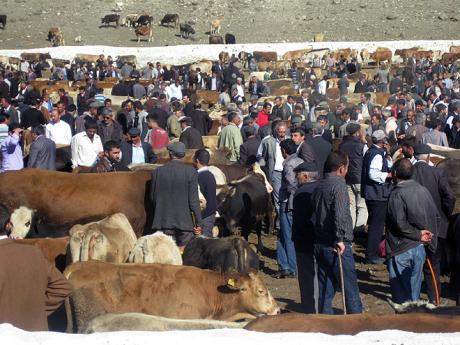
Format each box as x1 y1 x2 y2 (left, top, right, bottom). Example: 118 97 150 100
387 299 460 315
64 261 280 332
82 313 247 333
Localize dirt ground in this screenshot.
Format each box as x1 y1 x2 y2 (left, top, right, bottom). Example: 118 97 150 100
0 0 459 49
248 232 457 315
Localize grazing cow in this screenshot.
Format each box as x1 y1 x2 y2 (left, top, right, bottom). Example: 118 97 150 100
210 19 221 35
135 25 153 43
0 14 6 28
68 213 137 264
101 14 120 28
244 312 460 334
217 174 272 252
0 169 152 237
15 237 69 272
65 261 280 332
135 15 153 27
225 33 236 44
128 232 183 265
209 35 223 44
83 313 246 333
180 23 195 38
160 14 179 28
253 51 278 62
122 13 140 27
183 237 259 273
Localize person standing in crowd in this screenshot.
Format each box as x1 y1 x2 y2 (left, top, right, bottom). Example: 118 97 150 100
28 125 56 170
421 119 449 147
21 98 46 129
292 161 320 313
386 158 439 304
45 109 72 146
238 126 261 166
193 149 217 238
0 204 72 331
339 123 368 234
1 96 19 123
150 142 202 247
71 119 103 169
145 115 169 151
167 102 183 140
92 140 130 173
361 130 392 264
291 127 316 165
312 151 362 314
97 108 123 144
121 127 157 166
310 122 332 177
273 139 303 279
179 116 204 149
0 123 23 172
411 144 456 304
218 112 243 162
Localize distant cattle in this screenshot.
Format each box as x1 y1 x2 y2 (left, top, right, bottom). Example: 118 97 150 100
52 31 65 46
180 23 195 38
369 47 393 65
225 33 236 44
210 19 221 35
219 51 229 63
122 14 140 27
331 48 357 61
441 52 460 65
160 14 179 28
195 89 219 104
135 15 153 27
128 232 183 265
0 15 6 29
101 14 120 28
65 261 280 332
190 60 213 75
253 51 278 62
20 52 51 61
209 35 223 44
116 55 137 66
313 33 324 42
183 237 260 273
282 49 312 62
238 51 252 68
47 27 60 42
450 46 460 54
135 25 153 43
68 213 137 264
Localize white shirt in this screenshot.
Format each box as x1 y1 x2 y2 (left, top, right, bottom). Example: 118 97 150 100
318 80 327 95
46 121 72 145
369 145 393 184
236 84 244 97
168 84 183 100
274 139 284 172
71 131 103 168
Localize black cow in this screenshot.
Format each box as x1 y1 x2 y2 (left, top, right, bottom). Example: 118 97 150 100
180 23 195 38
217 173 272 252
160 14 179 28
0 15 6 29
450 214 460 306
225 33 236 44
209 35 223 44
182 237 260 273
135 15 153 27
101 14 120 28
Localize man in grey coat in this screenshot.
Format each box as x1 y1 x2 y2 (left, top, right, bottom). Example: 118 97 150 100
27 126 56 170
150 142 203 246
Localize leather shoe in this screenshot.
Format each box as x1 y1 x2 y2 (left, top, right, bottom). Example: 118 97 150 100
272 269 290 279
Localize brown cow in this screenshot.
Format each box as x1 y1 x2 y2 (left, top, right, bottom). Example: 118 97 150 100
244 312 460 334
331 48 356 61
210 18 221 35
253 51 278 62
202 135 219 149
441 52 460 65
449 46 460 54
196 89 219 105
155 147 230 165
20 52 51 61
15 237 69 272
368 47 392 65
0 169 152 237
282 49 312 62
219 51 229 63
65 261 280 332
135 25 153 42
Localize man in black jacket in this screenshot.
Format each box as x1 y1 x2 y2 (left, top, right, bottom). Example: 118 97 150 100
411 144 456 304
179 116 204 149
238 126 260 166
386 158 439 304
189 104 213 136
150 142 203 246
292 161 320 313
310 122 332 177
120 127 157 166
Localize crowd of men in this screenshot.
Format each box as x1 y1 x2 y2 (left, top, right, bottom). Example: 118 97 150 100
0 48 459 319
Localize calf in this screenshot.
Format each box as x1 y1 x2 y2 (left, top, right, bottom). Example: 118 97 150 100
180 23 195 38
0 14 6 29
225 33 236 44
183 237 259 273
128 232 182 265
160 14 179 28
122 13 140 27
210 19 221 35
209 35 223 44
135 25 153 43
101 14 120 28
135 15 153 27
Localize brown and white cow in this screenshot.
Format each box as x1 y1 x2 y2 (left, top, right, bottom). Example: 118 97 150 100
210 19 221 35
135 25 153 43
65 261 280 332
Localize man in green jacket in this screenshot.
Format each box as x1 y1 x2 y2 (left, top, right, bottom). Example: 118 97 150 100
218 112 243 162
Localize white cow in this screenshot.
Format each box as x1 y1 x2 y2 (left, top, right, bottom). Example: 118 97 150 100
128 232 182 265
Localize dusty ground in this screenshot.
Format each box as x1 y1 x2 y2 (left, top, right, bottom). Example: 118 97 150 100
248 232 456 315
0 0 459 49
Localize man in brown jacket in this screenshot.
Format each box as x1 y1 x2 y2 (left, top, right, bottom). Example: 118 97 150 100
0 204 72 331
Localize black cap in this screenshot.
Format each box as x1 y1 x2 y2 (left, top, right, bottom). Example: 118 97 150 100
179 116 193 126
414 143 432 155
293 162 318 173
128 127 141 136
346 122 361 135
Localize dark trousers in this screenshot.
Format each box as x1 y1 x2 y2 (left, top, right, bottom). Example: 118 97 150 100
296 251 318 313
423 240 443 304
365 200 387 260
162 229 194 247
201 214 216 237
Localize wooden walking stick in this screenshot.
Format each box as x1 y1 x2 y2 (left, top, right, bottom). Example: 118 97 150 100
337 249 347 315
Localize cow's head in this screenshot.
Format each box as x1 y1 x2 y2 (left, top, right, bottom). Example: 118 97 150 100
69 225 87 263
81 228 109 262
226 272 280 316
9 206 34 239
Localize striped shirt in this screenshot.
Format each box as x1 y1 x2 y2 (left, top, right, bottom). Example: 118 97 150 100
149 128 169 150
0 124 8 145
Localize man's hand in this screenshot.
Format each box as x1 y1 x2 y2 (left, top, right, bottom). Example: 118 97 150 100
420 230 433 244
13 128 23 136
335 241 345 256
193 226 203 236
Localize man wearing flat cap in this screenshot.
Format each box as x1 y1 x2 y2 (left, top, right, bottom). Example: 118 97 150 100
149 141 203 247
292 161 320 313
179 116 204 149
361 129 393 264
120 127 157 166
411 143 456 304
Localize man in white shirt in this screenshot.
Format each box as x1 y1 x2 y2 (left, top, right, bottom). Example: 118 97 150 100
167 79 183 100
71 119 103 168
46 109 72 145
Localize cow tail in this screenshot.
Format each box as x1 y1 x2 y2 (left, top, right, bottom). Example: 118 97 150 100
64 296 74 333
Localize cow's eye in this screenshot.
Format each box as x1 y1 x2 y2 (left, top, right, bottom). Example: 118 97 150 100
240 287 247 292
25 221 31 227
258 289 266 295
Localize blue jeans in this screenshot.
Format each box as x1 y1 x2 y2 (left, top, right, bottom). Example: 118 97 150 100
271 171 282 230
387 244 426 304
314 242 362 314
276 202 297 273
